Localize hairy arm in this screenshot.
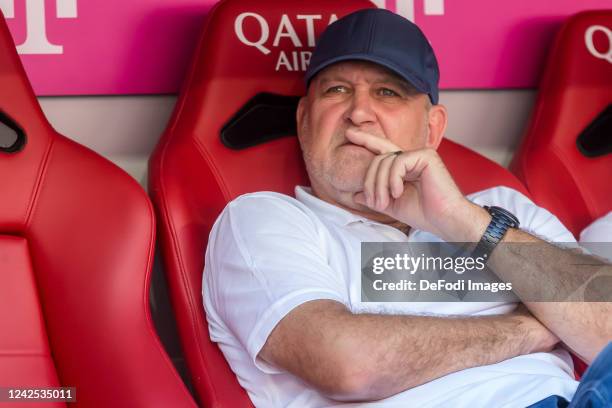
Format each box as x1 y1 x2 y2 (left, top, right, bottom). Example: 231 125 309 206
480 223 612 364
340 130 612 366
259 299 556 402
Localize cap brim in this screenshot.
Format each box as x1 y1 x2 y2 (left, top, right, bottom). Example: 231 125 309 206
305 53 432 102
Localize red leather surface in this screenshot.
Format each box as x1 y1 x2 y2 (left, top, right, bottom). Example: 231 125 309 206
0 12 196 408
0 236 64 408
511 10 612 237
149 1 530 407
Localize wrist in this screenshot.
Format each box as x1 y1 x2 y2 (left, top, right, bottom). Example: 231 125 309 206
512 311 559 354
437 201 491 242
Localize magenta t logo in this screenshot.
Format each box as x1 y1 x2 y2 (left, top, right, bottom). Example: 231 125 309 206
370 0 445 22
0 0 78 54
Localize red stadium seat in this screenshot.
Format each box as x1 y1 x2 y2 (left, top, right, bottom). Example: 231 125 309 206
148 0 531 406
510 10 612 238
0 12 196 407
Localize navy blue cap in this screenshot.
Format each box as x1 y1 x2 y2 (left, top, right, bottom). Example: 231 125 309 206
305 8 440 105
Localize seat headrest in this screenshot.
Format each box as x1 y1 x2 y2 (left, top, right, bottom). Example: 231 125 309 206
158 0 530 200
0 12 55 231
193 1 375 82
162 0 376 199
177 0 376 140
535 10 612 149
510 10 612 235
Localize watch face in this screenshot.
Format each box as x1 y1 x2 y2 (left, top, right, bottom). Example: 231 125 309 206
488 206 520 228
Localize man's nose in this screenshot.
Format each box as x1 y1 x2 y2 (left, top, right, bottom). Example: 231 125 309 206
345 90 376 126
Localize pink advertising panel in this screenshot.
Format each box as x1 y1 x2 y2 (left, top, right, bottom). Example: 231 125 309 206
2 0 611 95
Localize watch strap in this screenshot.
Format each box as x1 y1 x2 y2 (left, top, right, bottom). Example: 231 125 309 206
472 206 519 263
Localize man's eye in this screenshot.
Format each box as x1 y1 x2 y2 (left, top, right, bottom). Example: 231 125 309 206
325 85 348 94
378 88 400 97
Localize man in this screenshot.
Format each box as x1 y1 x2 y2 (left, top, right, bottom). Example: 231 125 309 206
203 8 612 407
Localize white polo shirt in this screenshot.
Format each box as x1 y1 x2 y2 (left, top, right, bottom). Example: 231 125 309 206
203 186 579 407
580 211 612 261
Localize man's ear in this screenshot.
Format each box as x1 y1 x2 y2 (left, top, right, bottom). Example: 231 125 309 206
426 103 447 149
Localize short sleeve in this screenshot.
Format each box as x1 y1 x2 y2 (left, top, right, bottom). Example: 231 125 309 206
468 186 577 243
580 211 612 242
579 211 612 261
203 193 347 374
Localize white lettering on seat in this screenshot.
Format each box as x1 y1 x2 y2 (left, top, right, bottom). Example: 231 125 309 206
234 12 336 72
235 12 271 54
274 50 312 72
297 14 321 47
585 25 612 63
273 14 302 47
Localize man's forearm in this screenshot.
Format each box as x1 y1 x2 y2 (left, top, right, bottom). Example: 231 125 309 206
487 227 612 363
333 308 553 401
448 203 612 363
261 300 553 402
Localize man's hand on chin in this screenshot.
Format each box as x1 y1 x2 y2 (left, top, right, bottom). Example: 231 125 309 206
347 128 490 242
346 129 612 363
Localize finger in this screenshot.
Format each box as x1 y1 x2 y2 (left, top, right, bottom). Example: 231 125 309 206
345 128 401 155
375 153 397 211
389 151 428 197
389 151 406 199
363 153 388 208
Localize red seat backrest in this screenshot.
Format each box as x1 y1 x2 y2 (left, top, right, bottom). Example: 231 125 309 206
149 1 529 406
0 12 195 407
511 10 612 237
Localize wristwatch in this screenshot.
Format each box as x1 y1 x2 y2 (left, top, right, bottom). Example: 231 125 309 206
472 205 520 263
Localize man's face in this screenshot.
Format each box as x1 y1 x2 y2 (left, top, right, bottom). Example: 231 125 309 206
297 60 446 213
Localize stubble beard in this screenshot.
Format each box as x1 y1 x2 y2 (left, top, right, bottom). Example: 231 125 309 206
302 138 371 195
